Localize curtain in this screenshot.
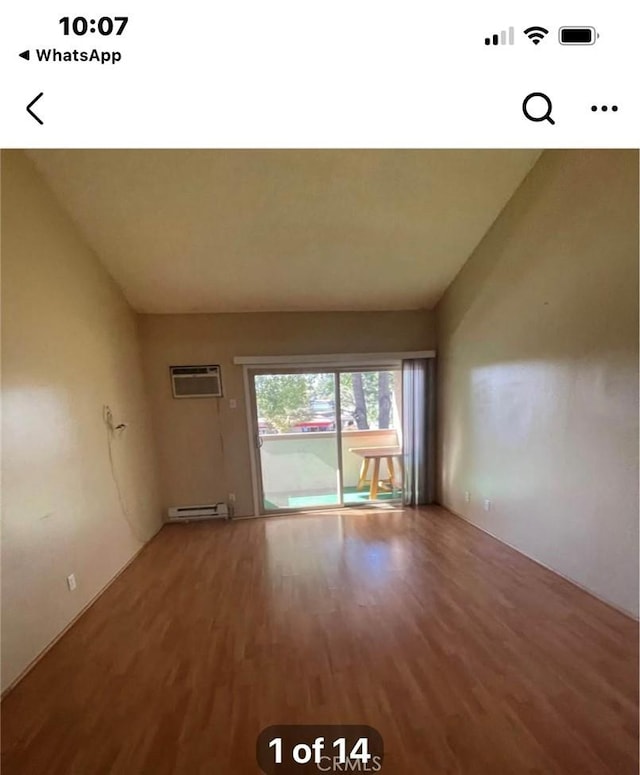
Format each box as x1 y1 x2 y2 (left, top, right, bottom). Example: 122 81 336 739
402 358 436 506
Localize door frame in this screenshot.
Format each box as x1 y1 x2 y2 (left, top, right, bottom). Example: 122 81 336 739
242 358 407 517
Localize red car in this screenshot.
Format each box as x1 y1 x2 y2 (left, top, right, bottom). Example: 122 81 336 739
292 419 335 432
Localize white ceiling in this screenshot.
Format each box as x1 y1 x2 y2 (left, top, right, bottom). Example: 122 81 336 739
27 150 541 314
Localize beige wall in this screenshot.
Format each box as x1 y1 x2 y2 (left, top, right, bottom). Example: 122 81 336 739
1 151 161 691
139 311 434 517
435 149 639 616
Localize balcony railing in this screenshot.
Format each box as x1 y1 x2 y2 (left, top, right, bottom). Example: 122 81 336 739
259 428 401 506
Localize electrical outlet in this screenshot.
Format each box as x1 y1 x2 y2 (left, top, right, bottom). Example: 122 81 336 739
66 573 77 591
228 492 236 504
483 499 491 512
464 491 471 503
229 398 237 409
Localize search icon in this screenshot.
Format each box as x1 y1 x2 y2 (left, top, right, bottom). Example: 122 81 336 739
522 92 555 125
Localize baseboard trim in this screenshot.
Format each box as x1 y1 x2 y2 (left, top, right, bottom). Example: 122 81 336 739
1 523 164 700
439 503 638 622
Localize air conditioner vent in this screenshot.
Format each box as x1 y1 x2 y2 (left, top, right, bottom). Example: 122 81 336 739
170 365 222 398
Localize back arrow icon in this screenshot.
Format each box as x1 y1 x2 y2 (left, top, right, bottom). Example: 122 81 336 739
27 92 44 124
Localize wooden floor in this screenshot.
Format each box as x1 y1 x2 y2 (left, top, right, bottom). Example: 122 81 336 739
1 507 638 774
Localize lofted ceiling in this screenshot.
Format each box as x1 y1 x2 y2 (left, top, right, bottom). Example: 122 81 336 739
27 149 541 314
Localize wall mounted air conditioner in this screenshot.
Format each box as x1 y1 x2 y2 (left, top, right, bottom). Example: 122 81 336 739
167 503 229 522
170 365 223 398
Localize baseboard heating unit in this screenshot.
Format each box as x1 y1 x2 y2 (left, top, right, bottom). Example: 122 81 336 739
167 503 230 522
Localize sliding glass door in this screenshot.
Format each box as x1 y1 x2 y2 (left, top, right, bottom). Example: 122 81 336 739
251 370 342 512
249 366 402 514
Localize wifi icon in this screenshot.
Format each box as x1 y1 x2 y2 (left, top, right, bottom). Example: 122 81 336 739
524 26 549 45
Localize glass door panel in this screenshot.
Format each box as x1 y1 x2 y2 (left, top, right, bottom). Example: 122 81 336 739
253 371 342 512
339 369 403 504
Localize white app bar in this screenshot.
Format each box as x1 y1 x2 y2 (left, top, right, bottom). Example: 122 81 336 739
0 0 637 147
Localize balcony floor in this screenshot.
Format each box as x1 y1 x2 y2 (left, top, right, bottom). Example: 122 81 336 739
265 485 401 510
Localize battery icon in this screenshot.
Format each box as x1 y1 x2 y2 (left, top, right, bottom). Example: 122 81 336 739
559 26 598 45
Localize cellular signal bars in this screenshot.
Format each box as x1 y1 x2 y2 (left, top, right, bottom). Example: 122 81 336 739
485 27 515 46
